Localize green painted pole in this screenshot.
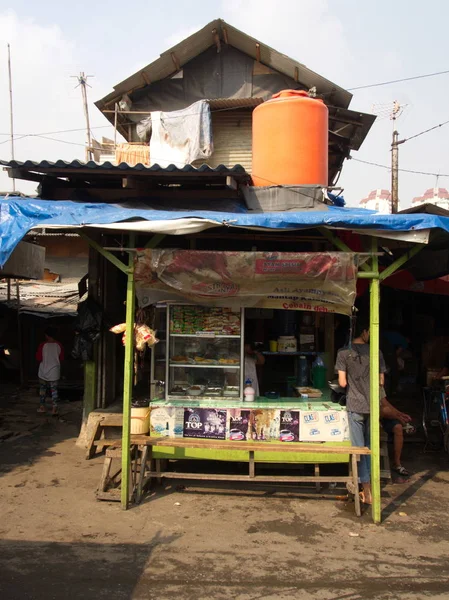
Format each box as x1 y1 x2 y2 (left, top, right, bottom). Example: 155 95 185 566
319 227 371 272
144 233 165 249
378 244 424 281
121 236 136 510
369 238 381 523
80 232 129 274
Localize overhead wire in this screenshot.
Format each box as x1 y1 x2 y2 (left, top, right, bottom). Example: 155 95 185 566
400 119 449 143
0 125 114 137
350 157 449 178
347 69 449 91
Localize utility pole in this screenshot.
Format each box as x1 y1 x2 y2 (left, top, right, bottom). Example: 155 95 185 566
390 101 405 214
7 44 15 192
391 129 399 213
72 72 94 161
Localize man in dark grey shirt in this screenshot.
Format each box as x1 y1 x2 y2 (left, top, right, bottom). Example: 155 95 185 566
335 319 386 505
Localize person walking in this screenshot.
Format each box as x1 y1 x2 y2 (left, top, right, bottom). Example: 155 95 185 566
36 327 64 415
335 319 386 505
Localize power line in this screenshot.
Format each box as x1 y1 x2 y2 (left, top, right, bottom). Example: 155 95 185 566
351 157 449 177
5 130 449 179
0 125 113 137
348 69 449 91
401 119 449 143
0 134 87 148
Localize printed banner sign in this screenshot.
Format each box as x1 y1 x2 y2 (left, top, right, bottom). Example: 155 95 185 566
135 250 358 315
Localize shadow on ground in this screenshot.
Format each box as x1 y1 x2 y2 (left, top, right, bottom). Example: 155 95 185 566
0 384 83 477
0 531 181 600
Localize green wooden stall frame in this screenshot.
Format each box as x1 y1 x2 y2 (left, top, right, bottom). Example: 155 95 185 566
81 231 423 520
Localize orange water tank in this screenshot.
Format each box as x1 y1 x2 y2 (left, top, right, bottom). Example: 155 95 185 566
252 90 328 187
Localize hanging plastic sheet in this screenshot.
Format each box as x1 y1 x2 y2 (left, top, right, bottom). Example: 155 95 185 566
134 249 359 315
149 100 213 167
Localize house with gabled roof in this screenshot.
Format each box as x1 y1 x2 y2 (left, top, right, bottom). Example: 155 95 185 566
95 19 375 185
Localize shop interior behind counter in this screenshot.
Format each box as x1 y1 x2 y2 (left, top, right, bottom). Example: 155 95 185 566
246 309 330 397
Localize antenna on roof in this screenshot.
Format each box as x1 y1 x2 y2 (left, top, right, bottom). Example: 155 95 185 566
7 44 15 193
71 72 94 162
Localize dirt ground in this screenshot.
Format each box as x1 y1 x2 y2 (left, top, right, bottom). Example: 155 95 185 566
1 385 449 600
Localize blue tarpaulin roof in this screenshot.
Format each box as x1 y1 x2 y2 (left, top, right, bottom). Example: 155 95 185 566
2 196 449 267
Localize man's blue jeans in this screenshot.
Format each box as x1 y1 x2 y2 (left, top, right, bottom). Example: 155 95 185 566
348 411 371 483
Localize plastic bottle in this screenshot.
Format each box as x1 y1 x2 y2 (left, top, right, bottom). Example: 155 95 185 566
312 356 326 390
244 379 255 402
298 356 309 387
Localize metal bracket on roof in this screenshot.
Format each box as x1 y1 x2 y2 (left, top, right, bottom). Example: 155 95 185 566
171 52 180 71
141 71 150 86
212 28 221 53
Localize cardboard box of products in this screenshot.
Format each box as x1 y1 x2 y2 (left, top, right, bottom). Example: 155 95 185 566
299 410 349 442
227 408 251 441
183 408 227 440
248 409 280 441
279 410 300 442
149 406 184 438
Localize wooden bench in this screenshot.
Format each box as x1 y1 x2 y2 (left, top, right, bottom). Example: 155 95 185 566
96 439 144 503
85 413 123 460
130 437 370 516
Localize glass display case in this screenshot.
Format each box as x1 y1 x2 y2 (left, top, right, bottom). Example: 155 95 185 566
165 304 245 401
150 305 167 400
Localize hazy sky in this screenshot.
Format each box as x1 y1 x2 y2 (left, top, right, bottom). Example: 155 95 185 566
1 0 449 207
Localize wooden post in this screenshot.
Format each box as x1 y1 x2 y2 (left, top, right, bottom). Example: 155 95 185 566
121 235 136 510
16 279 25 386
369 237 381 523
114 103 118 150
83 361 97 419
324 313 335 381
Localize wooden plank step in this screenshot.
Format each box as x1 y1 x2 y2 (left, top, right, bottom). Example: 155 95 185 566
145 471 351 483
148 438 370 455
105 447 123 458
98 415 124 426
93 439 121 448
95 489 121 502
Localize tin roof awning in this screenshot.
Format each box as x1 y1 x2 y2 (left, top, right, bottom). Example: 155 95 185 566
96 19 352 112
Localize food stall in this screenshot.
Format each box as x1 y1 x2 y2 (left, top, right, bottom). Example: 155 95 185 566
133 249 356 464
147 303 350 462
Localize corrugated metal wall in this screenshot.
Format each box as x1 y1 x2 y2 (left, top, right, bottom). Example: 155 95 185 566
193 109 253 172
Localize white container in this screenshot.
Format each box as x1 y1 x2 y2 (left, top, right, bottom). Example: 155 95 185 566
130 406 151 434
244 380 255 402
277 336 297 353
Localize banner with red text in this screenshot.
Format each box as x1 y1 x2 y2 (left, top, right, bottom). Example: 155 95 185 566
135 250 358 315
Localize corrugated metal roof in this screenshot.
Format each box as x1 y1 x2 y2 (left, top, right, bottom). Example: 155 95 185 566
0 281 80 316
0 159 247 174
95 19 352 111
0 159 250 183
208 97 264 110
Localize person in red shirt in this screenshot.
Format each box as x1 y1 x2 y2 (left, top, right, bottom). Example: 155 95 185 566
36 327 64 415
